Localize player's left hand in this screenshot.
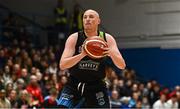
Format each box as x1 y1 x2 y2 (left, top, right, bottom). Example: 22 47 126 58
102 47 110 57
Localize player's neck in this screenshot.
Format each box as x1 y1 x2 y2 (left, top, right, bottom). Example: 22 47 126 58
84 30 98 37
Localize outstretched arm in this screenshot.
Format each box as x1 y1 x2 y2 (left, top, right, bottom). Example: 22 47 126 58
104 33 126 69
59 33 87 70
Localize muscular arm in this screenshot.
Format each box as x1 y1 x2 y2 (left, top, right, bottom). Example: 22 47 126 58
59 33 87 70
105 34 126 69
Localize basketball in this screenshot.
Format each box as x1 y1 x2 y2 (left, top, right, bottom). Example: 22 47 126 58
83 36 108 59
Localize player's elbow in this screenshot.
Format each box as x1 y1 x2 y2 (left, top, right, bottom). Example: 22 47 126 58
59 63 66 70
121 62 126 69
119 61 126 69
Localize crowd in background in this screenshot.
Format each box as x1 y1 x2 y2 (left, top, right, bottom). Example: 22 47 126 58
0 0 180 108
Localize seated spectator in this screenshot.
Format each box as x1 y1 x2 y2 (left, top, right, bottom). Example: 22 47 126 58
141 96 150 109
57 75 68 92
14 78 26 96
166 92 178 109
110 89 121 108
14 90 29 108
26 75 43 107
12 64 21 78
153 93 167 109
0 71 5 90
21 68 30 84
129 91 140 108
47 61 58 74
2 65 12 85
43 87 58 108
117 79 127 97
5 82 14 97
42 80 54 97
0 89 11 108
7 89 17 108
136 99 142 109
148 82 160 107
177 91 180 108
120 96 131 108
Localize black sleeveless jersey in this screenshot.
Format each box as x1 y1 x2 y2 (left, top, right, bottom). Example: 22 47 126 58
69 31 108 82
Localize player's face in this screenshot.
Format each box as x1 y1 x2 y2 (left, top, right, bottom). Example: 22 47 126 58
83 10 100 30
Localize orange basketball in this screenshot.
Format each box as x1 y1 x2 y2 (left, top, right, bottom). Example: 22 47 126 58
83 36 108 59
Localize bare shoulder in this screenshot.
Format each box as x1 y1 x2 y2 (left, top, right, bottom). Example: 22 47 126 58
64 32 79 49
67 32 78 42
104 33 116 43
65 32 79 45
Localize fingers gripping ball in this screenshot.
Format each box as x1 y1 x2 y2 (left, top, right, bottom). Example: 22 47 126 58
83 36 108 59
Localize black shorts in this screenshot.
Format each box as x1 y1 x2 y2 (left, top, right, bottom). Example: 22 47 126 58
57 76 110 108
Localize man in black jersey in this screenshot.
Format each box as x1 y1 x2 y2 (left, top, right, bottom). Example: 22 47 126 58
57 9 126 108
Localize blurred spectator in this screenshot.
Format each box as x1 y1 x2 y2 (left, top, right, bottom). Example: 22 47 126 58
117 79 127 97
153 93 167 109
57 75 68 92
110 78 119 91
32 54 41 68
129 91 140 108
0 49 6 69
166 92 178 109
0 70 5 89
0 89 11 108
53 0 68 45
12 64 21 78
120 96 131 108
6 58 14 69
42 80 54 97
105 66 118 88
21 68 30 84
14 90 29 108
160 87 170 100
54 0 68 29
43 87 58 108
2 65 12 85
58 69 69 76
7 89 17 108
122 68 136 81
177 91 180 108
26 75 43 107
147 82 160 107
36 71 43 83
141 96 150 109
174 86 180 108
47 61 58 74
48 51 56 64
132 83 139 92
14 78 25 96
31 67 37 75
124 79 133 97
5 82 14 97
175 85 180 92
70 3 83 33
110 89 121 108
136 99 142 109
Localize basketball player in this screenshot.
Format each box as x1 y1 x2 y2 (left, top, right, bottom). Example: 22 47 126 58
57 9 126 108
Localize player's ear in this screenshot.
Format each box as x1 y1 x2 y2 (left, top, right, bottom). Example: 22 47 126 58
98 18 101 25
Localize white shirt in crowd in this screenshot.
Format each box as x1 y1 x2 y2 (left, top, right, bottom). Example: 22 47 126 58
153 100 167 109
166 99 178 109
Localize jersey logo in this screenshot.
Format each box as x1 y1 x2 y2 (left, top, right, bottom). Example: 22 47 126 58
96 91 105 106
78 60 100 71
